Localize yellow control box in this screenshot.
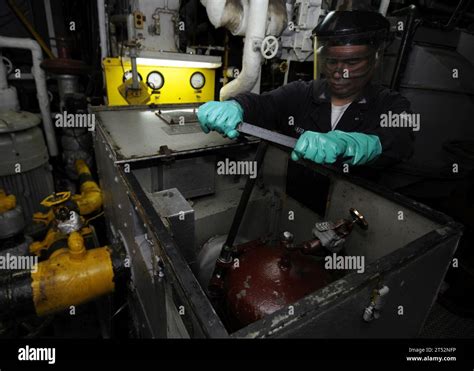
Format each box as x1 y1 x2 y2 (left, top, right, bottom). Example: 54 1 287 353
103 57 217 106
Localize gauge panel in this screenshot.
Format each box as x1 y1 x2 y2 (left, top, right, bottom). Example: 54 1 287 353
146 71 165 90
122 70 143 82
190 72 206 90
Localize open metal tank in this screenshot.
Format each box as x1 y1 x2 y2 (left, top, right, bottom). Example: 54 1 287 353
93 105 463 338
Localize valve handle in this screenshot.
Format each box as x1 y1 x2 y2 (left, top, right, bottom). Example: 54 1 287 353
261 36 279 60
41 191 72 208
350 208 368 230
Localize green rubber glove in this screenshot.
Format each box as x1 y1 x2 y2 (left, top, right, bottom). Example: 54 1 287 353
197 100 243 139
291 130 382 165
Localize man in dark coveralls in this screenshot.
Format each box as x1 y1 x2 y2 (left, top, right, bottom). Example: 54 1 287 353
197 11 415 186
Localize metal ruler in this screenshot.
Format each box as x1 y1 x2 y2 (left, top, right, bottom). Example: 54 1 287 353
237 122 297 149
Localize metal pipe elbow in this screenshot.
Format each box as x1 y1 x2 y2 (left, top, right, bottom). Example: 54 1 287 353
73 160 103 215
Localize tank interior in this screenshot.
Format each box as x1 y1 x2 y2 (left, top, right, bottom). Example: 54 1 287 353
130 143 442 334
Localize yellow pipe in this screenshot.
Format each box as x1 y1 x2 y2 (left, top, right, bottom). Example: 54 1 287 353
31 232 115 316
29 226 93 256
32 208 54 225
72 160 103 215
7 0 55 60
0 189 16 213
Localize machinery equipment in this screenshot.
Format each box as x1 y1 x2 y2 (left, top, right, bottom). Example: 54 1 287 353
31 159 103 258
0 189 32 257
222 208 368 329
40 39 94 179
0 110 54 224
0 0 470 343
93 103 462 338
104 54 219 105
0 231 120 318
224 237 332 329
29 192 94 259
104 0 222 106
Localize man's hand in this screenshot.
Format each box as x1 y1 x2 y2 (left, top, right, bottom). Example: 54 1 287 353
197 100 243 139
291 130 382 165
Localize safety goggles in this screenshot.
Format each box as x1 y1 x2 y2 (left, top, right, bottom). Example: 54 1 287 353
319 52 377 78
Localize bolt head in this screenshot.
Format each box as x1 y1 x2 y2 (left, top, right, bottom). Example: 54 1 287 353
282 231 294 242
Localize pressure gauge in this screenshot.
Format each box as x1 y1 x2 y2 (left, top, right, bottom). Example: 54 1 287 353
190 72 205 90
146 71 165 90
122 70 142 82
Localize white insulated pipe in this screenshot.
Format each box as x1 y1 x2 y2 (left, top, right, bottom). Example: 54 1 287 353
43 0 58 57
97 0 108 61
0 57 8 90
379 0 391 16
220 0 269 100
202 0 249 36
0 55 19 110
201 0 228 28
0 36 58 156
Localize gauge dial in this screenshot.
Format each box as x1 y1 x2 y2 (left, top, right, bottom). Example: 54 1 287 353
122 70 143 82
146 71 165 90
190 72 205 90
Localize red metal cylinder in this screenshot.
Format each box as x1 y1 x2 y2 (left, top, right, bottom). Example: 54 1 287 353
225 240 331 328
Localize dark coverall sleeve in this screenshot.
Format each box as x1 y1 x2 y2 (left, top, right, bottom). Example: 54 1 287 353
230 81 308 132
359 93 415 168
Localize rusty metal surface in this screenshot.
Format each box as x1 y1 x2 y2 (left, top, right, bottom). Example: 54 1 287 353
225 240 332 328
41 58 90 75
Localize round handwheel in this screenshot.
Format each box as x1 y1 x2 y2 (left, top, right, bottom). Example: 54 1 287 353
41 191 72 208
350 208 369 230
261 36 279 60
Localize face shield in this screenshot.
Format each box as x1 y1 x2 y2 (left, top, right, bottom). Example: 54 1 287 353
313 11 390 96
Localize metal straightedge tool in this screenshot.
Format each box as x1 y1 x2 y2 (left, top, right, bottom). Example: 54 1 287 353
237 122 297 149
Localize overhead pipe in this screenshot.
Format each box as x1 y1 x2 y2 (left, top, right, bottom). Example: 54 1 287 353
220 0 268 100
201 0 288 100
443 0 472 31
201 0 270 101
427 0 474 21
390 5 418 91
0 55 19 110
201 0 249 36
43 0 58 57
7 0 55 60
0 57 8 90
379 0 391 16
0 36 58 156
97 0 108 61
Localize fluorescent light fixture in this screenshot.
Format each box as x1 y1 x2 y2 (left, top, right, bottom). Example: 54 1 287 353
136 57 221 69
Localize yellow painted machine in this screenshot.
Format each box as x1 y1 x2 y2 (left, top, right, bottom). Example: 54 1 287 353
31 159 103 258
0 230 120 318
103 56 219 106
31 231 116 317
